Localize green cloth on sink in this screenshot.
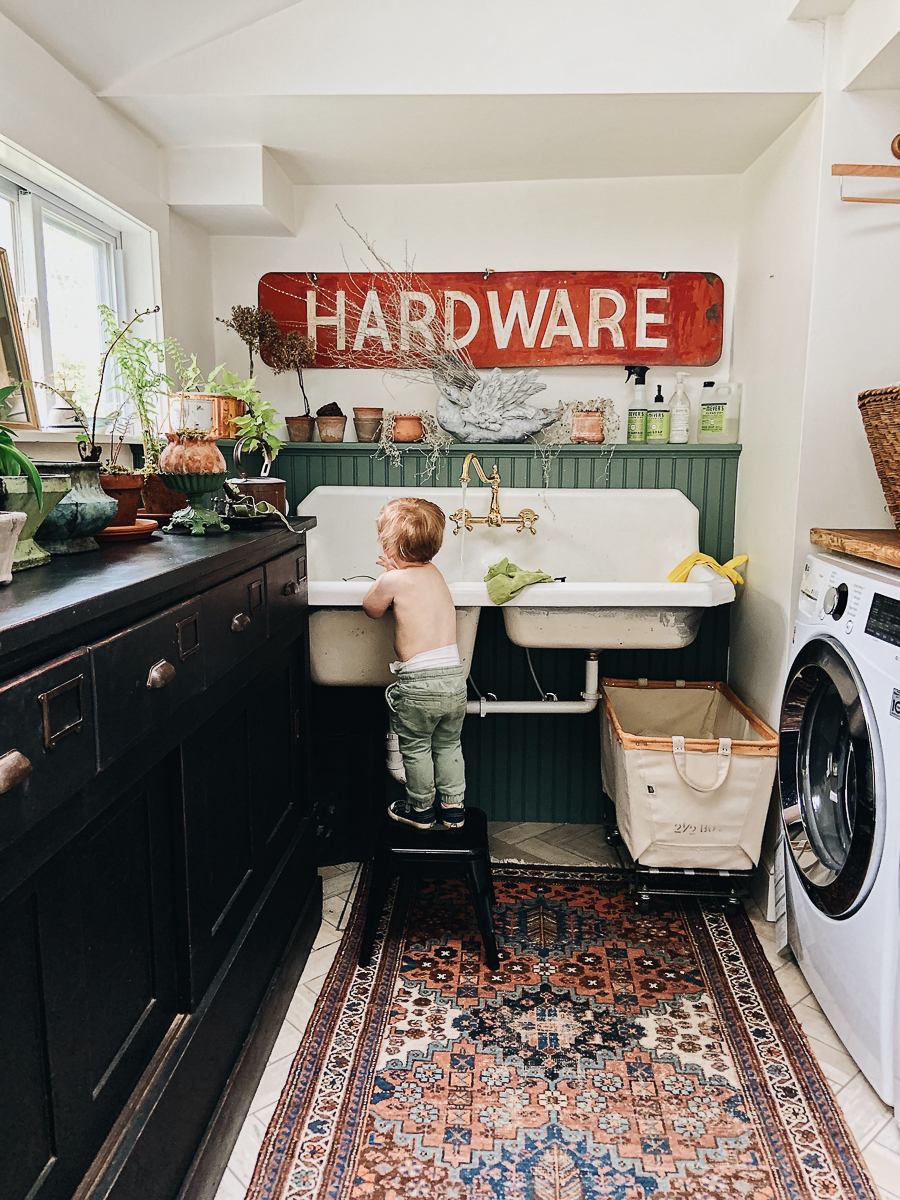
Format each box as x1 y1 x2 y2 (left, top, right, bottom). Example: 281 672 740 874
484 558 554 605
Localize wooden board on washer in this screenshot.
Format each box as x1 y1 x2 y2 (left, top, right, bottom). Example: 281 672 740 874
811 527 900 570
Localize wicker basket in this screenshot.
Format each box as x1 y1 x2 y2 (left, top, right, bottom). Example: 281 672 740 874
859 386 900 527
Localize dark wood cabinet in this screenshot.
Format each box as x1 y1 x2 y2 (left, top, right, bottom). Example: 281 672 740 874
0 523 320 1200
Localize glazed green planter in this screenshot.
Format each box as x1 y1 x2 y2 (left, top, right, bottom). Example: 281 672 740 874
1 475 71 570
33 461 118 553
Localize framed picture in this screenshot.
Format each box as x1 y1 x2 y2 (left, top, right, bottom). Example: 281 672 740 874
0 248 39 429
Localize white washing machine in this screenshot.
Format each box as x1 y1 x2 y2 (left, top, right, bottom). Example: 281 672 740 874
781 552 899 1104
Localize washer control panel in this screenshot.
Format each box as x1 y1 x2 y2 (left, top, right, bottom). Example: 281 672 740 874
865 592 900 647
798 556 866 628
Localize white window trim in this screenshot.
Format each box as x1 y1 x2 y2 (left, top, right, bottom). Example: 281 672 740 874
0 133 163 439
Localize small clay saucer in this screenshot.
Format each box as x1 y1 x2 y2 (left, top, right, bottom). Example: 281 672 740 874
96 518 159 542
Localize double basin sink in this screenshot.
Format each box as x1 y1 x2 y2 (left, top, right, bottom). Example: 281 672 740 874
302 484 735 685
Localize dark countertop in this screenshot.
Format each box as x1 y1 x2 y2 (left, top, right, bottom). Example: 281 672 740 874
0 517 316 680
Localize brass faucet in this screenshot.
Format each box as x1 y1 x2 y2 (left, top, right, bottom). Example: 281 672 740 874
451 454 539 535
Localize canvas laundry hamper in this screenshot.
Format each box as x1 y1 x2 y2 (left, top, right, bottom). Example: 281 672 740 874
599 679 778 870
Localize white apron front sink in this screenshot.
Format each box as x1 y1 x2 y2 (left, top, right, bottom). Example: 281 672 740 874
301 485 735 684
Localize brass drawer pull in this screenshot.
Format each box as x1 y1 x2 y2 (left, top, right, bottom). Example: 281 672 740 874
0 750 32 793
38 675 85 748
283 580 300 596
147 660 176 689
231 613 251 634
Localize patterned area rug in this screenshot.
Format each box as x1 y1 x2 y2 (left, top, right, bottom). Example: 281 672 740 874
248 867 877 1200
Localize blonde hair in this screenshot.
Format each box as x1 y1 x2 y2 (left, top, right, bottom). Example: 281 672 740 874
377 497 446 564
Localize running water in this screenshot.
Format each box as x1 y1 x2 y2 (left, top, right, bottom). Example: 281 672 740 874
458 479 467 581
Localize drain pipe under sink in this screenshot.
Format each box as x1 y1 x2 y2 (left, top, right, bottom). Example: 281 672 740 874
466 652 600 716
385 653 601 780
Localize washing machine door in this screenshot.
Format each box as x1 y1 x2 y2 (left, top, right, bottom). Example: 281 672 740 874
780 636 880 917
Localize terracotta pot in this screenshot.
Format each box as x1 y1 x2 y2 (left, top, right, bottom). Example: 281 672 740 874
391 415 425 443
570 412 606 444
158 430 228 475
0 511 26 583
316 415 346 442
286 415 315 443
141 472 185 517
33 461 118 553
353 415 383 443
99 474 145 529
353 407 384 418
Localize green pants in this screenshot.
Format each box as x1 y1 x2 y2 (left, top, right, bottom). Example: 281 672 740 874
386 666 467 811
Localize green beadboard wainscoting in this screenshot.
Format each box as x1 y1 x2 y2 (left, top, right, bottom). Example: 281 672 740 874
223 443 740 827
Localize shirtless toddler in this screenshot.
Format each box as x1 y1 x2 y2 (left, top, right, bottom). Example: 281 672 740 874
363 497 467 830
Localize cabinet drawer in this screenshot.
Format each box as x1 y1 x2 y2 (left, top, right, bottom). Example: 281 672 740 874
91 601 204 768
202 568 267 685
0 649 96 848
266 546 307 632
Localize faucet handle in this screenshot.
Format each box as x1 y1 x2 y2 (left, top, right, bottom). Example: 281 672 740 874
516 508 539 534
449 508 474 535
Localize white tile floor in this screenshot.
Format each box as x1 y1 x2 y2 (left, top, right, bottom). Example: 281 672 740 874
213 823 900 1200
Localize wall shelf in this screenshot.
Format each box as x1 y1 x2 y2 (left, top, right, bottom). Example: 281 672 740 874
832 163 900 204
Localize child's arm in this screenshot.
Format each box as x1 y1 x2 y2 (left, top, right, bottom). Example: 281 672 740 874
363 569 398 619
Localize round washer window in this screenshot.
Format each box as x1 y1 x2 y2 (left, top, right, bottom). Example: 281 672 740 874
779 637 879 916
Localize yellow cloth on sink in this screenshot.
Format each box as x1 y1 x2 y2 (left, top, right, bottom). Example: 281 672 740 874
667 552 749 586
484 558 554 605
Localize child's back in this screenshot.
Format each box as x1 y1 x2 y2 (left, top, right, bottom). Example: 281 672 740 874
369 560 456 662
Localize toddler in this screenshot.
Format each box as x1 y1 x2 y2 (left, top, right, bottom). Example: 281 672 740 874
363 497 467 830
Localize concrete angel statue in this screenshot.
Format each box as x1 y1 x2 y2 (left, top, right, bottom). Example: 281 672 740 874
432 354 561 443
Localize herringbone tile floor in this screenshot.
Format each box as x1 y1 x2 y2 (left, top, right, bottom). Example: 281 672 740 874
214 823 900 1200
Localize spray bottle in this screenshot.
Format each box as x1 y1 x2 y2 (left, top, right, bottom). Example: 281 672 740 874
647 384 670 444
625 365 649 444
669 373 690 444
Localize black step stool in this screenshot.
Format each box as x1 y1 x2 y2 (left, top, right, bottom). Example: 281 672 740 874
358 806 499 970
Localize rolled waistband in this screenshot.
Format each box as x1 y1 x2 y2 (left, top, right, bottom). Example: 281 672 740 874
393 665 466 682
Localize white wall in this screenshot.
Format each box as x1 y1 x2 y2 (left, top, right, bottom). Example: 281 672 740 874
730 18 900 727
730 101 824 724
211 175 741 436
0 13 215 372
794 34 900 551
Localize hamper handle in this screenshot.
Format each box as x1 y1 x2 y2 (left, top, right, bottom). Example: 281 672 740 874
671 736 732 792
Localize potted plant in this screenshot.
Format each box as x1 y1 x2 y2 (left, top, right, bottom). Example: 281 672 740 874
568 399 618 445
96 305 172 531
268 329 317 441
0 386 73 570
157 425 229 536
139 341 225 519
0 387 42 577
217 304 280 378
391 414 425 443
315 402 346 442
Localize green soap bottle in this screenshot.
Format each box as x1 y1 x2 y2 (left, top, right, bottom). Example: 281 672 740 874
647 384 671 444
625 365 648 444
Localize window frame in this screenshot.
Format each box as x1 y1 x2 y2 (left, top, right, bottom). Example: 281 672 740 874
0 165 123 428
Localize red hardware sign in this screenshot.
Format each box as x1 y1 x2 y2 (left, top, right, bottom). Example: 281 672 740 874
258 270 723 369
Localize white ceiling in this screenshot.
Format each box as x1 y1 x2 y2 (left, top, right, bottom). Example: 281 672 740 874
113 92 818 186
789 0 853 17
0 0 824 187
0 0 300 91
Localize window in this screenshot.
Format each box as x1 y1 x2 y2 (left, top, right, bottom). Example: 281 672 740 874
0 168 121 426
